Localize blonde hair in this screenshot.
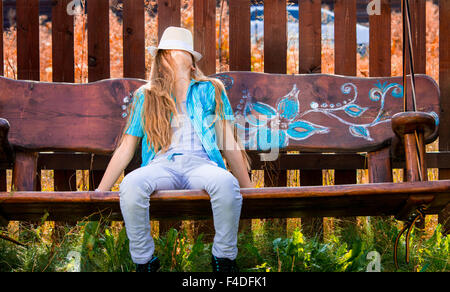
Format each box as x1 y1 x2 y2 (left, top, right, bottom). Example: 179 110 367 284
118 49 251 172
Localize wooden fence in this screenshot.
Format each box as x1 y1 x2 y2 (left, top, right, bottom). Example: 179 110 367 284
0 0 449 234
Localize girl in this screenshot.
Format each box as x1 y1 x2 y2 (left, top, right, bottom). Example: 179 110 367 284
96 26 254 272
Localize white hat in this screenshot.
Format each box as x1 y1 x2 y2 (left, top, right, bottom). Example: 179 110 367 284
147 26 203 62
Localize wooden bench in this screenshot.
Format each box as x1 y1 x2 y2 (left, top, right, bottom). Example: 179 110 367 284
0 72 449 224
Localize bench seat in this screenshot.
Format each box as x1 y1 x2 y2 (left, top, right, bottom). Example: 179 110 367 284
1 180 449 222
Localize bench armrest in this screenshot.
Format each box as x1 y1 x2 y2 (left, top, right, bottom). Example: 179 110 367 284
0 118 15 167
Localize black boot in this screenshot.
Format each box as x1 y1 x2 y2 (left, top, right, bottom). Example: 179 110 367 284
136 256 160 272
211 255 239 272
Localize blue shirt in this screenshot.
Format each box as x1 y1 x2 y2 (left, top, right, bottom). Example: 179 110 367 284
124 78 235 169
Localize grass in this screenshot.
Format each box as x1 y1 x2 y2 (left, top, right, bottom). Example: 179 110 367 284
0 216 448 272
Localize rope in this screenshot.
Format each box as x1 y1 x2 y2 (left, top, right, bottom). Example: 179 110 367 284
394 207 424 270
402 0 424 180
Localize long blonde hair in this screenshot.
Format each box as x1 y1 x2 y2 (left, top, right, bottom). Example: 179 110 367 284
118 49 251 172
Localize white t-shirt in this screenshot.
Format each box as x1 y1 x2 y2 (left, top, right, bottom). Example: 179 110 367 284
153 100 210 161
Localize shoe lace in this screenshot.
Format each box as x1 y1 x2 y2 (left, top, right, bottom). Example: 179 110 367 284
212 256 239 272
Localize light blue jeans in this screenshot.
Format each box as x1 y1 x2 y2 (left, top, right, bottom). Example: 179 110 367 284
119 153 242 264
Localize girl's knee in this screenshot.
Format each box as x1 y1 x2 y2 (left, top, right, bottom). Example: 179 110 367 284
119 171 155 207
208 172 242 208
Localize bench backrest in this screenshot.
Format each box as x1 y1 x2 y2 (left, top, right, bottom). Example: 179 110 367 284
0 72 440 155
212 72 440 153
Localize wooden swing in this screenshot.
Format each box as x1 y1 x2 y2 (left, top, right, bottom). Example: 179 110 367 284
0 1 448 269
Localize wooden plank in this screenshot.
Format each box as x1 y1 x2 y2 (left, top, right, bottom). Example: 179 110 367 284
0 0 3 76
298 0 322 235
3 72 440 153
439 0 450 234
334 0 357 76
194 0 216 75
298 0 321 73
52 0 75 83
32 151 450 171
368 147 393 183
16 0 40 81
1 180 449 221
264 0 287 73
87 0 110 82
333 0 358 226
369 0 391 77
405 0 426 75
0 77 146 153
263 0 288 234
158 0 181 41
229 0 251 71
52 0 77 222
123 0 146 79
12 152 38 191
86 0 110 201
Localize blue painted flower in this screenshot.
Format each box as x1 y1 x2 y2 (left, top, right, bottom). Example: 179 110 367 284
236 84 329 151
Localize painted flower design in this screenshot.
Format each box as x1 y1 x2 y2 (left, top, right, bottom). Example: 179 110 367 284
236 84 330 151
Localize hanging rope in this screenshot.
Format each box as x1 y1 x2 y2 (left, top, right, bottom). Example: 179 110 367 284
393 0 427 270
401 0 424 180
393 207 424 270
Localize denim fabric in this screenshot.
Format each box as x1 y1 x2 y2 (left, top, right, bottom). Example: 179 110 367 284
119 153 242 264
124 79 235 169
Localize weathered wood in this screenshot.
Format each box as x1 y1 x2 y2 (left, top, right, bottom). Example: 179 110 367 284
16 0 40 81
229 0 251 71
2 73 440 154
405 0 426 76
369 0 391 77
264 0 287 74
392 112 435 182
158 0 181 41
52 0 75 83
334 0 357 76
0 1 3 76
52 0 77 213
333 0 358 227
124 0 146 79
87 0 110 82
194 0 216 75
1 180 448 222
299 0 321 73
439 0 450 234
368 147 393 183
32 151 450 171
12 152 38 191
212 72 440 153
0 77 146 153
